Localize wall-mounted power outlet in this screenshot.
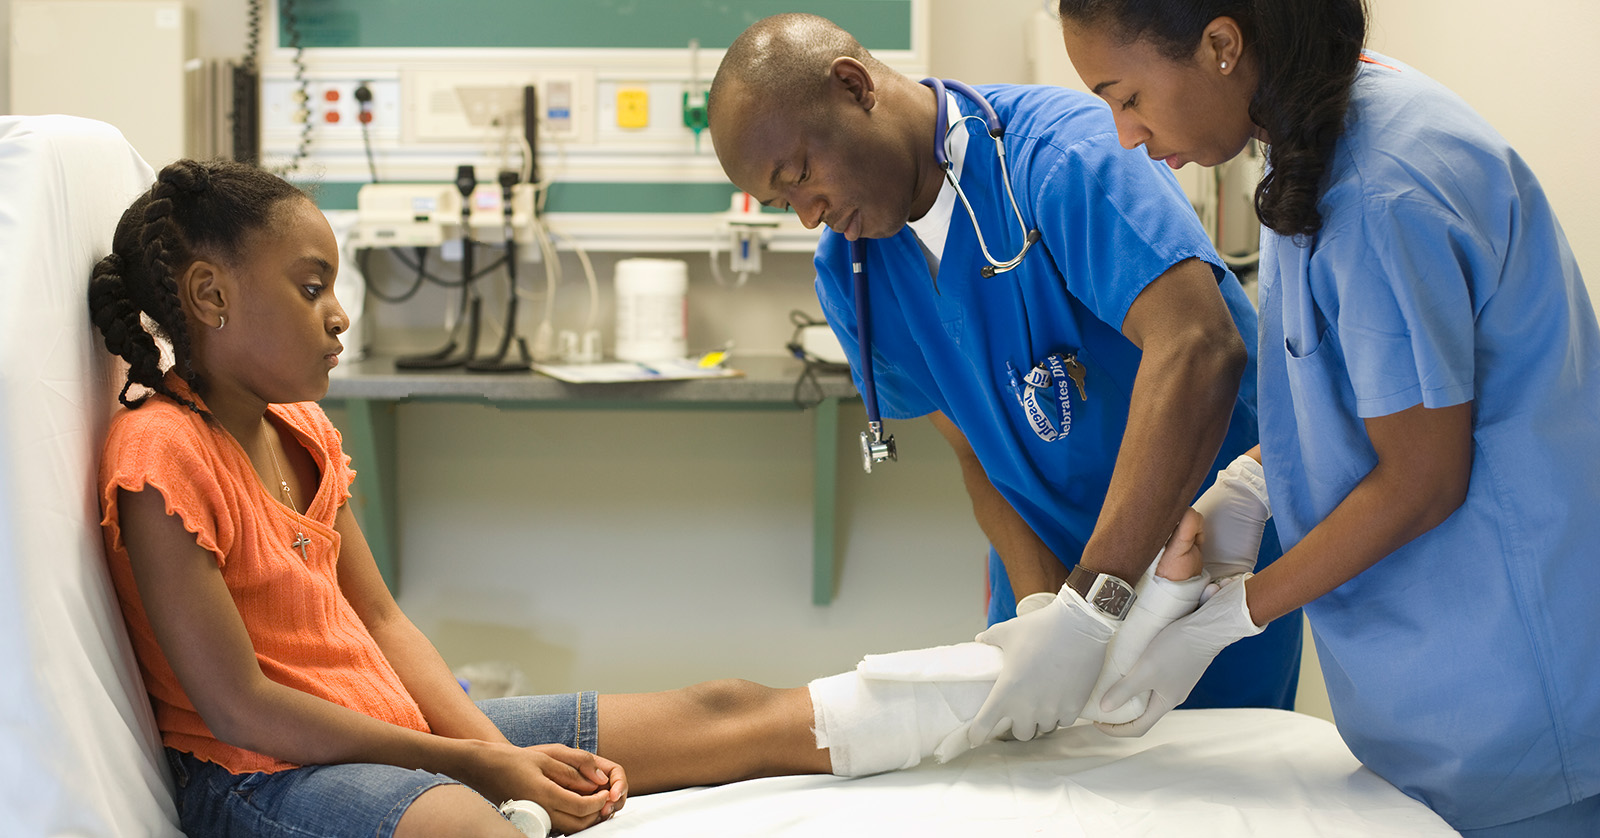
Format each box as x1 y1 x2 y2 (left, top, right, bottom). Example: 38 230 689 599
400 68 593 145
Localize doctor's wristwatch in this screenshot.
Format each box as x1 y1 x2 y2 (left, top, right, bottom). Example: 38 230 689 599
1064 566 1137 621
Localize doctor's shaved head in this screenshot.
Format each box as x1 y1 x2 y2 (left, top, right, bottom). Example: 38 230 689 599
710 14 942 241
709 13 884 124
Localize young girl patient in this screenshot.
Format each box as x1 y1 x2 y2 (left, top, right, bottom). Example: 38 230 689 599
91 160 1205 838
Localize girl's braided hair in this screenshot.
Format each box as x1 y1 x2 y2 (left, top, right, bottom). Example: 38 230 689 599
88 159 305 413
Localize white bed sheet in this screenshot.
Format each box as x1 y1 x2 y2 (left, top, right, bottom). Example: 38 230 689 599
0 115 179 836
588 709 1458 837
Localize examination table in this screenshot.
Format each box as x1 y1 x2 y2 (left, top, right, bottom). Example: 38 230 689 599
591 708 1457 837
0 114 1457 836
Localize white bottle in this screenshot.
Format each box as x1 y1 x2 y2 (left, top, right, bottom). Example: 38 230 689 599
613 258 688 362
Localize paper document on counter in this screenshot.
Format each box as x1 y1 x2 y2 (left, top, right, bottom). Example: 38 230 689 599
534 360 742 383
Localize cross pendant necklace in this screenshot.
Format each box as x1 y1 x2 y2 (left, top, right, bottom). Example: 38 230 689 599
265 419 312 561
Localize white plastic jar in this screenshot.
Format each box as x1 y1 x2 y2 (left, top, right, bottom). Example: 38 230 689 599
613 257 688 362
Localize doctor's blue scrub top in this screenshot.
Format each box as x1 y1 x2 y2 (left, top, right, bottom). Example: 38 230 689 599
814 83 1300 713
1257 53 1600 831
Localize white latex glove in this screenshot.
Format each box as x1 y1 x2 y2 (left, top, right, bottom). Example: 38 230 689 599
1093 573 1264 738
1191 454 1271 580
958 587 1116 748
1015 591 1057 616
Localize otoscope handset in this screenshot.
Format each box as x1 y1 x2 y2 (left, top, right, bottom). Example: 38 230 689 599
467 169 533 372
394 165 483 369
852 238 898 473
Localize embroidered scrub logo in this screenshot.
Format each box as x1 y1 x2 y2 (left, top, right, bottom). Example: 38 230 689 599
1006 352 1085 442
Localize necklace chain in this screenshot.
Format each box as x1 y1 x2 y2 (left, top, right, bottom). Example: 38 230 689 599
264 419 294 510
264 418 312 562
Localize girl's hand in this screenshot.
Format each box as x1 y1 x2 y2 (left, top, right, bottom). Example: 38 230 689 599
530 745 628 821
466 742 626 834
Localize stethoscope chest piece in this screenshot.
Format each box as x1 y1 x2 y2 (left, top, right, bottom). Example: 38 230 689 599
860 424 898 473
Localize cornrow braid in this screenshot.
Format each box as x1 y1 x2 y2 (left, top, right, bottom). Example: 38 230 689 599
137 173 204 403
88 158 306 415
86 253 175 410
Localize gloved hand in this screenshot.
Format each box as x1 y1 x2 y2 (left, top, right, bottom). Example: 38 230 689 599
958 587 1117 748
1191 454 1271 580
1014 591 1057 616
1094 573 1264 738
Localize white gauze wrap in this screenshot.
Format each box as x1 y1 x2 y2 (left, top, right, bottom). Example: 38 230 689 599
809 562 1206 776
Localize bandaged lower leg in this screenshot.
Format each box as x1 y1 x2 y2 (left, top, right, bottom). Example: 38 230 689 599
809 511 1206 777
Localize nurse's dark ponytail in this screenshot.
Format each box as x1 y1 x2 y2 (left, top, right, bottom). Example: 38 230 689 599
1057 0 1367 238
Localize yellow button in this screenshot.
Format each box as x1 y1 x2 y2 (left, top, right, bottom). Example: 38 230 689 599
616 88 650 129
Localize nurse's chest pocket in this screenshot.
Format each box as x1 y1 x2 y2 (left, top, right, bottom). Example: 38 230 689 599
1269 230 1332 359
1281 328 1371 482
1281 276 1332 361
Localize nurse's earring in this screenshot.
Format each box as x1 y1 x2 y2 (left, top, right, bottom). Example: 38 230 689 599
1220 61 1229 70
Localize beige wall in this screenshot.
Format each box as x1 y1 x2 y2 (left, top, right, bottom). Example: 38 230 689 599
0 0 11 113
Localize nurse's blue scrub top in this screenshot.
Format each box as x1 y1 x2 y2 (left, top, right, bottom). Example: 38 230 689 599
815 83 1300 712
1258 54 1600 829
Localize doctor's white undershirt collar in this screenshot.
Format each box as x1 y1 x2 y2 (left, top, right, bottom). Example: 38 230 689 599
906 90 968 268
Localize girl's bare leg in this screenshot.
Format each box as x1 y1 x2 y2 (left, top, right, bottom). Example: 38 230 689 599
596 680 831 795
396 784 523 838
593 514 1208 792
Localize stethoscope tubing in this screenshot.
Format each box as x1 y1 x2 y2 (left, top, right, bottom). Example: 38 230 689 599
850 238 883 426
855 80 1040 440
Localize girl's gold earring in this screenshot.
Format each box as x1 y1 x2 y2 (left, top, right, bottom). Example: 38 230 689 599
217 316 225 330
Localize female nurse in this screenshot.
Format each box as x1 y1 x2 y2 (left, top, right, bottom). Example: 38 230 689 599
1054 1 1600 835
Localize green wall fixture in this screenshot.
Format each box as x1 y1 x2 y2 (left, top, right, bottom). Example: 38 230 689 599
284 0 913 50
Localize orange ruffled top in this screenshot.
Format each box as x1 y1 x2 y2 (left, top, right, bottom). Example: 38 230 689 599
98 387 428 773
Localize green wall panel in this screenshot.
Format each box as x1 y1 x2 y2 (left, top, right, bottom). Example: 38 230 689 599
282 0 912 50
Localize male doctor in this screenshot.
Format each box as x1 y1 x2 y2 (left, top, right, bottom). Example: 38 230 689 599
709 13 1300 747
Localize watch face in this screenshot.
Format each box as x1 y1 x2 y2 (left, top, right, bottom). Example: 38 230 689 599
1093 582 1134 617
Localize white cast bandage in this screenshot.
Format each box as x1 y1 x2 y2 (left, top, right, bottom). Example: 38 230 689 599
810 565 1204 775
809 670 991 777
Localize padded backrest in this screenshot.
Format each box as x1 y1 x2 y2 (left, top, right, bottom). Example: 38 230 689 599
0 115 181 836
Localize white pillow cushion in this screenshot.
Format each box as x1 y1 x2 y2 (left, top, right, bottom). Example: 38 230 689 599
0 115 180 837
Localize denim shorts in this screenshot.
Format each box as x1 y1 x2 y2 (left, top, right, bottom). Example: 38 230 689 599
167 692 598 838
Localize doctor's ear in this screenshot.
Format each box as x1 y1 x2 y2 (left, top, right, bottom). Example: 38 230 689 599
1203 16 1246 73
829 57 878 110
179 259 230 331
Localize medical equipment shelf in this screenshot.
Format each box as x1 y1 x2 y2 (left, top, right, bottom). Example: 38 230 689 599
323 354 858 605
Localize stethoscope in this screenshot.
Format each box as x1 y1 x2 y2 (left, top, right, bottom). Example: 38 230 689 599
855 78 1042 473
